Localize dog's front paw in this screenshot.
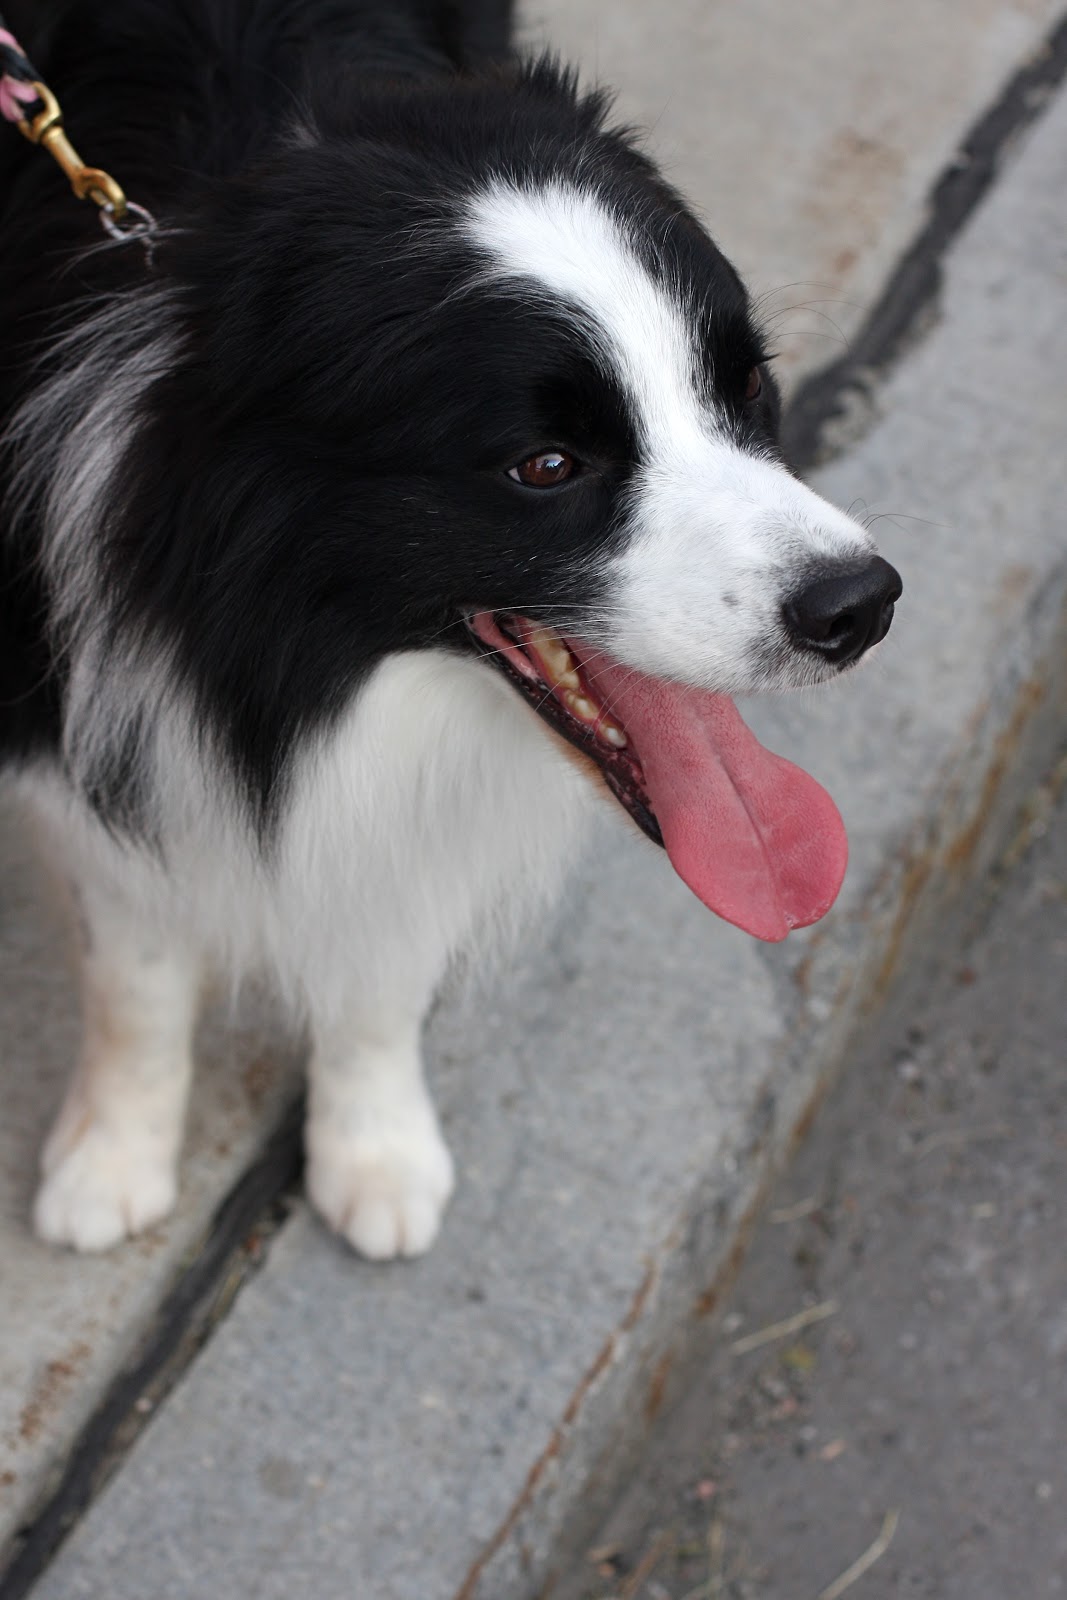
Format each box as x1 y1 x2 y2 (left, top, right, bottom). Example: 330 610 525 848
306 1111 455 1261
34 1121 178 1252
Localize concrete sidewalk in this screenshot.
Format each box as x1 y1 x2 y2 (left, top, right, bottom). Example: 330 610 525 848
553 775 1067 1600
3 4 1067 1597
526 0 1065 391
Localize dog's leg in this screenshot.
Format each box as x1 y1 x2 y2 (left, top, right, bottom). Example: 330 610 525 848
305 992 454 1263
34 870 200 1253
294 650 588 1261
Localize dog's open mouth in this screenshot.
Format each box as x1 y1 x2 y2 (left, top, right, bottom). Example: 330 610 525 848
468 610 849 942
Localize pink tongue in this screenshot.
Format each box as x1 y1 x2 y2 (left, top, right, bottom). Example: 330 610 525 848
582 650 848 942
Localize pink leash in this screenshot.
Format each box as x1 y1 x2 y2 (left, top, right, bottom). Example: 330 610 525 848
0 26 41 123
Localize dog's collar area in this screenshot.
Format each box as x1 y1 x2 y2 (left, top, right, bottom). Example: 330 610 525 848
466 611 663 845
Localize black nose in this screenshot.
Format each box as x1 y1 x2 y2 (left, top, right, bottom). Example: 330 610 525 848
783 555 902 666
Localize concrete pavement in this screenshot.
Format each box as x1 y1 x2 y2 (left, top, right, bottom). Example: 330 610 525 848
555 770 1067 1600
525 0 1063 388
3 4 1067 1596
0 806 303 1557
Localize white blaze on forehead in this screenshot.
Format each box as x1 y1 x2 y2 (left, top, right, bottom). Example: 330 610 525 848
464 179 711 453
463 178 877 697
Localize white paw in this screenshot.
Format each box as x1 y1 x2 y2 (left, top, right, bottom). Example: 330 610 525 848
34 1121 178 1253
306 1114 455 1261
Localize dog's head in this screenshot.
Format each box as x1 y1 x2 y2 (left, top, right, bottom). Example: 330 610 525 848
152 61 900 937
452 168 900 939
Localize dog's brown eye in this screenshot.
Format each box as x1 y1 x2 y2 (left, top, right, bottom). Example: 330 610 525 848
745 366 763 402
508 450 576 488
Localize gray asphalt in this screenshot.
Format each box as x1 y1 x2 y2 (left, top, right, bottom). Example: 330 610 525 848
562 766 1067 1600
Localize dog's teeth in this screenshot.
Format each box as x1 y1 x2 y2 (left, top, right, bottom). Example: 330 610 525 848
563 690 600 724
598 720 628 749
527 626 580 690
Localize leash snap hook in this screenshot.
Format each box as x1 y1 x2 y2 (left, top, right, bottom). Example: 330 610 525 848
17 79 129 222
4 24 155 258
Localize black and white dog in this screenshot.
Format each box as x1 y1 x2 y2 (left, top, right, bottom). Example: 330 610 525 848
0 0 900 1259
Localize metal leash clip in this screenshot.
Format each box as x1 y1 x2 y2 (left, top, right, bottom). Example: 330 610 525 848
12 76 157 255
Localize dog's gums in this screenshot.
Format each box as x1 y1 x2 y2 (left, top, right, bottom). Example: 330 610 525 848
468 610 659 842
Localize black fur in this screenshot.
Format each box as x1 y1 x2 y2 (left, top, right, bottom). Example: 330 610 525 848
0 0 778 822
